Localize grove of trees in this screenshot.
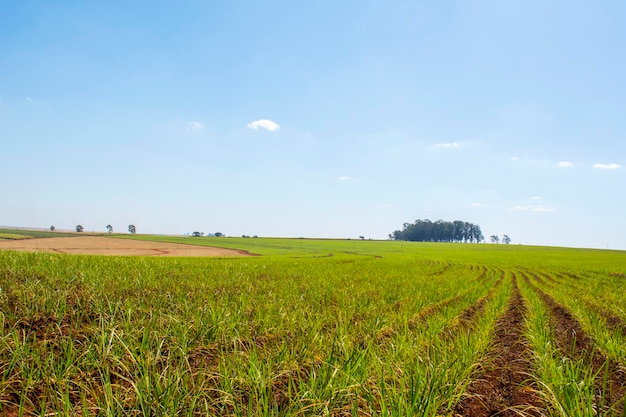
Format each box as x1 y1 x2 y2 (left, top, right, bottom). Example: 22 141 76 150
390 219 484 243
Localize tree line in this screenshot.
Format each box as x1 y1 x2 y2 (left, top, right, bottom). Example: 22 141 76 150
390 219 484 243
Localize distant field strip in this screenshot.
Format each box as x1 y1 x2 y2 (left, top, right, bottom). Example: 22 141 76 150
0 236 253 257
0 233 33 240
0 240 625 416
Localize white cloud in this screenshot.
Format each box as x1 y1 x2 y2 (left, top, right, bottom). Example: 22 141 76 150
435 142 459 148
557 161 573 168
531 196 541 201
471 202 485 207
337 176 357 182
510 156 520 161
593 163 621 170
247 119 280 131
187 121 205 131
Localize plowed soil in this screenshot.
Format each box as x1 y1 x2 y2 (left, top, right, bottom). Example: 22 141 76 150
454 275 544 417
532 283 626 415
0 236 253 257
455 272 505 328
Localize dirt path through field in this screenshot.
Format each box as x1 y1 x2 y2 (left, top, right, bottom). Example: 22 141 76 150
0 236 254 257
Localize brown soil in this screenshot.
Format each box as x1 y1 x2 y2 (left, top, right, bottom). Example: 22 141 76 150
408 294 463 329
468 265 489 283
590 303 626 337
0 236 254 257
548 273 626 336
531 283 626 415
455 272 505 328
426 262 454 276
454 275 545 416
523 270 551 288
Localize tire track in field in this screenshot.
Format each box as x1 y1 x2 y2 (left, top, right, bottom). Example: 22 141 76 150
454 273 545 417
524 274 626 415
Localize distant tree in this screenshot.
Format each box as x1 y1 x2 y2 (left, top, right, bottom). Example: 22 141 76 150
214 232 223 237
192 231 204 237
359 235 365 240
253 235 259 238
50 225 55 232
473 225 485 243
128 225 136 234
76 225 84 233
490 235 500 244
502 234 511 244
106 225 113 233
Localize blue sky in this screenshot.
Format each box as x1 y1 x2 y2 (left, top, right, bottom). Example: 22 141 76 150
1 1 625 249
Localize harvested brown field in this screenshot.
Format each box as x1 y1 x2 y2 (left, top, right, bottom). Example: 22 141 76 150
0 236 254 257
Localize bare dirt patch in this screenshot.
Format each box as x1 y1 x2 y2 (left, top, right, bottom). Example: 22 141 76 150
0 236 254 257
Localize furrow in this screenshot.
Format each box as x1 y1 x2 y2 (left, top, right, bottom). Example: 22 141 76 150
453 273 545 417
446 269 505 333
529 280 626 415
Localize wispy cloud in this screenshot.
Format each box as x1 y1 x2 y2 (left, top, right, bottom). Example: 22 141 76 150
510 156 520 161
435 142 459 148
337 176 358 182
593 163 621 170
247 119 280 131
556 161 573 168
187 121 205 131
531 196 541 201
471 202 485 207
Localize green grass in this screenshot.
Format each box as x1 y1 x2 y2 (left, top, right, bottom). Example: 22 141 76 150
0 232 34 240
1 239 625 416
0 227 77 239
